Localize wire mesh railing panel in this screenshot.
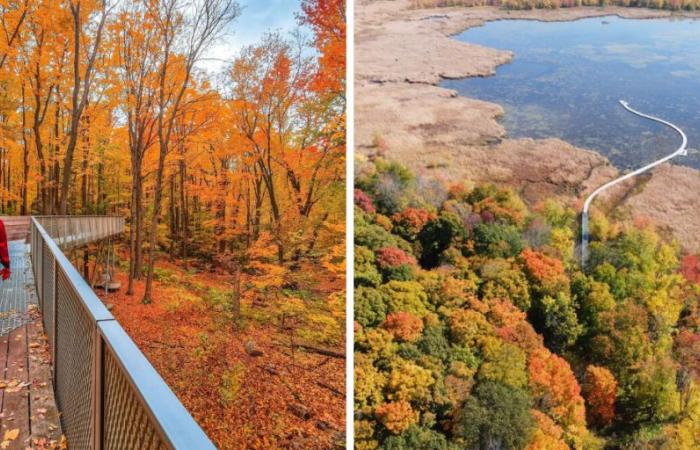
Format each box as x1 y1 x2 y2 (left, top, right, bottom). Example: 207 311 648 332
55 268 95 450
103 347 168 450
41 242 55 348
30 217 215 450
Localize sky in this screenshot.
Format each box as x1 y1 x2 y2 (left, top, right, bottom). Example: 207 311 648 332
199 0 305 74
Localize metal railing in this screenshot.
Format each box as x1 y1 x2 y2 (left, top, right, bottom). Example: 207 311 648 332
34 216 126 250
30 216 216 450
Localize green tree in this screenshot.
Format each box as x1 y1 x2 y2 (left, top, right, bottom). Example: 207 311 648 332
531 292 582 352
356 286 389 328
382 425 449 450
472 223 524 258
356 246 382 287
454 381 535 450
357 158 416 215
380 280 430 317
418 213 466 268
355 209 410 252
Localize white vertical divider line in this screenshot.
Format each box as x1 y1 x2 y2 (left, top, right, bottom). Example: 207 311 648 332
346 0 355 445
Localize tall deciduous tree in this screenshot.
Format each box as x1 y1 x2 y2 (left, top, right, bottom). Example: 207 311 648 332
59 0 110 214
142 0 240 304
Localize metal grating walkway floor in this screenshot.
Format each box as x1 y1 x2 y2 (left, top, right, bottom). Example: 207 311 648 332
0 241 38 336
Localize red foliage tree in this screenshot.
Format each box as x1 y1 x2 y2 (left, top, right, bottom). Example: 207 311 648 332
383 311 424 342
675 330 700 378
583 365 617 428
391 207 434 240
447 183 469 201
355 189 376 214
681 254 700 284
376 246 416 269
520 249 568 296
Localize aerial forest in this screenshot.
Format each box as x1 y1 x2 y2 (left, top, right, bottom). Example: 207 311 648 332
0 0 346 448
354 157 700 449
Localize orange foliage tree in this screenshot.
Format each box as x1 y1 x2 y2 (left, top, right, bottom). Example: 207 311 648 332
528 348 586 432
383 311 424 342
583 365 617 428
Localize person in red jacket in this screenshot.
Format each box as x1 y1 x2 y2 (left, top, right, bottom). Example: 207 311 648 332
0 219 10 280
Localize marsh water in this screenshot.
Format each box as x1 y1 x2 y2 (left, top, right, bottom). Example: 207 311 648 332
443 16 700 170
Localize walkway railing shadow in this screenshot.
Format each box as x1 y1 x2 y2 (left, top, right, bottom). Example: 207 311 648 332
30 216 215 450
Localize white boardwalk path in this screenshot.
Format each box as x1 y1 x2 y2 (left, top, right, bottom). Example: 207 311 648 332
581 100 688 265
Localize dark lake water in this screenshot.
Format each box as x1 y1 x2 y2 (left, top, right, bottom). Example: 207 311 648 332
442 16 700 170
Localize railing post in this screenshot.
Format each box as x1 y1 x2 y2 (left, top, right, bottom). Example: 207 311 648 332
92 330 104 450
52 261 58 382
37 236 43 302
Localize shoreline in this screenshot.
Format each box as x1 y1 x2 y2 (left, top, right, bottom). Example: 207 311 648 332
356 0 700 251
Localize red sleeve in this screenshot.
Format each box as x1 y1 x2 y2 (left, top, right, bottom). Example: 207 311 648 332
0 220 9 269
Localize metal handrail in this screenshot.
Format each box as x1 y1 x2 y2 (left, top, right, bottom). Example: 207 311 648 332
34 216 126 250
98 321 216 448
30 216 216 450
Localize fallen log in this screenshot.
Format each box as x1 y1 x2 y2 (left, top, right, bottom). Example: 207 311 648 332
316 380 343 397
273 340 345 359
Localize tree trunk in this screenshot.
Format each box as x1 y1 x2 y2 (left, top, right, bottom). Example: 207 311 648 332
60 1 107 215
20 84 29 215
142 142 168 304
168 174 177 259
135 181 143 278
232 268 240 322
81 113 90 213
127 172 138 296
179 158 188 259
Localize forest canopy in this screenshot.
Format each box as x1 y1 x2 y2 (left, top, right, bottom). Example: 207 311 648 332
354 156 700 449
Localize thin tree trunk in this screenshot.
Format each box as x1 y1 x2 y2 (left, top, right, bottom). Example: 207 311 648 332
168 174 176 259
179 157 188 259
143 142 168 303
59 1 107 214
20 84 29 215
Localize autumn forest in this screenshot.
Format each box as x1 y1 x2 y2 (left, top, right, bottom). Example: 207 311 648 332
0 0 345 448
354 158 700 449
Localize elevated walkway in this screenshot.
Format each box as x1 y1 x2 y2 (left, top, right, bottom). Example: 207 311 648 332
0 216 215 450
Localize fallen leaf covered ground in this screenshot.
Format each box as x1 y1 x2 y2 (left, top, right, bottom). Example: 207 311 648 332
95 256 345 450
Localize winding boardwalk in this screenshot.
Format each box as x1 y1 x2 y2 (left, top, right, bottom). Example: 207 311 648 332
581 100 688 266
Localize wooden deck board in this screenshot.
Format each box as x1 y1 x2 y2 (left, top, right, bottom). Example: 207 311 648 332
2 326 31 449
0 334 8 425
27 319 62 448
